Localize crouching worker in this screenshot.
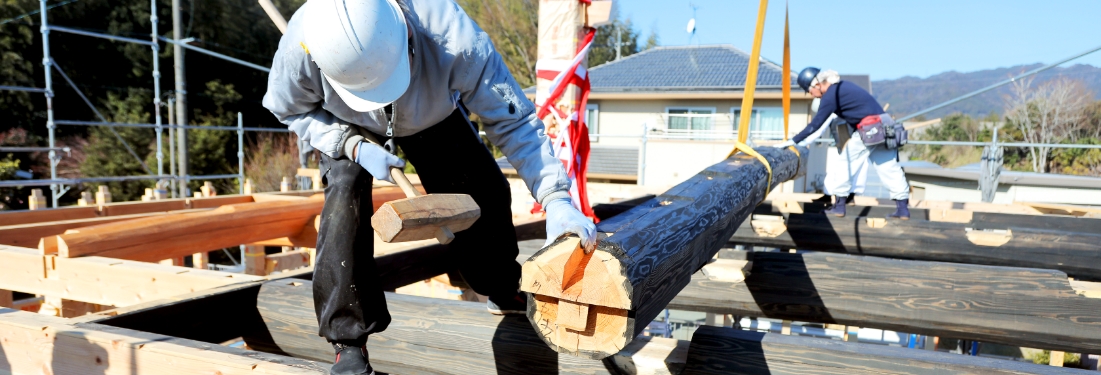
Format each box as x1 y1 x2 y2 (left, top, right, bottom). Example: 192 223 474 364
775 68 910 219
262 0 598 373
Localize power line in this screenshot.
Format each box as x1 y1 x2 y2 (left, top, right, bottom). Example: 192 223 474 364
0 0 81 25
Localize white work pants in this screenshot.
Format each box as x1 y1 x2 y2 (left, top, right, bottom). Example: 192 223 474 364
824 137 910 200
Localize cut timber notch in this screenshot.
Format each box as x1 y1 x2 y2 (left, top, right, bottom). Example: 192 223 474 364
522 145 807 359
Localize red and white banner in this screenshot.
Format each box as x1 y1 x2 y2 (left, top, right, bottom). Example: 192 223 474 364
533 28 597 221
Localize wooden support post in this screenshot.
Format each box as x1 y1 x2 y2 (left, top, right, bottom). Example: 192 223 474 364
200 181 216 197
243 178 253 194
0 289 12 308
683 326 1083 374
77 191 94 206
243 245 266 276
667 250 1101 354
280 176 291 192
780 320 792 335
95 185 111 207
28 189 46 210
522 146 806 359
192 251 209 269
1050 351 1065 367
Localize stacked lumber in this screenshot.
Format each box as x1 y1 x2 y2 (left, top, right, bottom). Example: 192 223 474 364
521 146 807 359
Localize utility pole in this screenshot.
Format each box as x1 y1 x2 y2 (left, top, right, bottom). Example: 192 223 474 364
172 0 189 196
615 25 622 61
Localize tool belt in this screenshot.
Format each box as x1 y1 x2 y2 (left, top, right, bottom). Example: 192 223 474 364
856 113 907 149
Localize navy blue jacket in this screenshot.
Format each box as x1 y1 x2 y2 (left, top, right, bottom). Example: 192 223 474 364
792 81 883 143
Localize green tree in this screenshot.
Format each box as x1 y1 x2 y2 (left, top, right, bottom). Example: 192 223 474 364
643 29 659 50
456 0 537 88
80 90 156 202
185 80 239 194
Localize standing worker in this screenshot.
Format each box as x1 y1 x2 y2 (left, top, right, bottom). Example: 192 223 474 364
775 68 910 219
262 0 597 374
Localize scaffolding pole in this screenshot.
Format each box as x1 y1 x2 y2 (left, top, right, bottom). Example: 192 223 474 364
151 0 164 183
38 0 58 207
237 112 245 194
168 97 177 198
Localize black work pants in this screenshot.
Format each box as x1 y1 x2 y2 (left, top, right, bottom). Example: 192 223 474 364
313 109 521 346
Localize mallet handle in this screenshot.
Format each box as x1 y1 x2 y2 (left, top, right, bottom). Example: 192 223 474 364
390 167 422 198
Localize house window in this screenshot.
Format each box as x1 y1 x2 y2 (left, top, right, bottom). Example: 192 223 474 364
666 107 715 139
586 104 599 142
734 107 784 140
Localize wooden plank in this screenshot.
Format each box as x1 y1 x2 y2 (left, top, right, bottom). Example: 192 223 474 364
764 192 1045 215
667 250 1101 354
187 194 255 209
729 201 1101 279
265 249 311 275
99 198 188 216
0 205 98 226
0 289 11 308
244 279 687 375
51 197 323 262
0 308 326 374
682 326 1081 375
0 209 210 248
1020 201 1101 217
0 244 262 307
522 146 807 359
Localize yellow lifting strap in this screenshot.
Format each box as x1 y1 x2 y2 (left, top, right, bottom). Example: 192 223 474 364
728 0 774 192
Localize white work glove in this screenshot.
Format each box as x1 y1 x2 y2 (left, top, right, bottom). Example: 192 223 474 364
772 140 796 149
543 198 597 253
353 141 406 184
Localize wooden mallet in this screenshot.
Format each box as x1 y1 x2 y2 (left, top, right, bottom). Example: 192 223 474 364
371 166 480 244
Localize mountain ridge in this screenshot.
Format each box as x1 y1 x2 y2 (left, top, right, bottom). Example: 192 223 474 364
872 63 1101 119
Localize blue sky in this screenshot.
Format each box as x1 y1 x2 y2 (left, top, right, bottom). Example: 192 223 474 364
615 0 1101 80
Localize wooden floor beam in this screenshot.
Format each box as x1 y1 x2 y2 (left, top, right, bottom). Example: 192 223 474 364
0 244 262 307
244 279 687 375
0 307 325 375
730 201 1101 280
667 250 1101 354
682 326 1082 375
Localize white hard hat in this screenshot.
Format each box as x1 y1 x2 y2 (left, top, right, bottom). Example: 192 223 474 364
303 0 411 112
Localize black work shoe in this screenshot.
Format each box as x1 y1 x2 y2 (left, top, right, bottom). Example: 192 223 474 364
487 292 527 315
331 344 374 375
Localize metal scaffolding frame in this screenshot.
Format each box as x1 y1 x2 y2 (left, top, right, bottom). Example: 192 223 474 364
1 0 279 207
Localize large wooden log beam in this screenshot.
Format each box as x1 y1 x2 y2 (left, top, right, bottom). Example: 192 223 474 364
243 279 688 375
0 307 326 375
730 201 1101 279
682 326 1082 375
521 146 808 359
667 250 1101 354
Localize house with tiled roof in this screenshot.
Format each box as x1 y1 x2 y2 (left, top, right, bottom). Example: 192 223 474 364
514 44 816 188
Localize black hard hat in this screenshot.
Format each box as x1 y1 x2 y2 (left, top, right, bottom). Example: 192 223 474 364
797 67 820 92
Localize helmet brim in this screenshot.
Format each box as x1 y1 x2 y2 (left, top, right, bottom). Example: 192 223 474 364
324 45 411 113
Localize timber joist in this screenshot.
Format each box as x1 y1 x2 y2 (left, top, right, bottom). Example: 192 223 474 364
729 200 1101 279
521 146 808 359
